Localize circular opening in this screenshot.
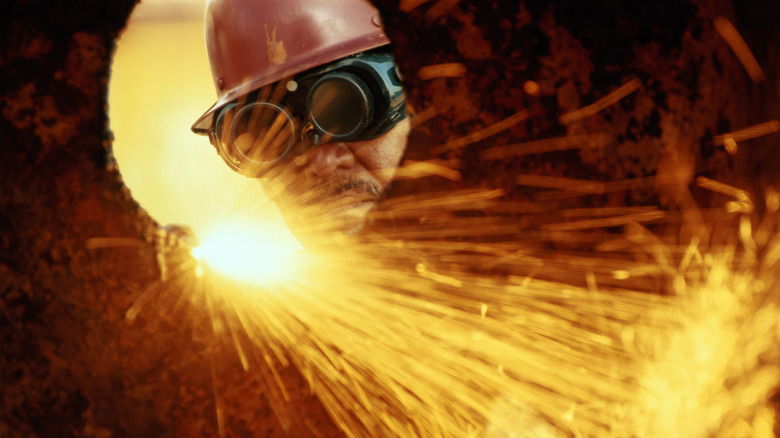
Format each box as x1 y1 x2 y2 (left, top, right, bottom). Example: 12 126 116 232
108 0 293 239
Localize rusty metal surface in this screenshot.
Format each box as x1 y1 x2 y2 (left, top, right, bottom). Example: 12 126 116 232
0 1 341 436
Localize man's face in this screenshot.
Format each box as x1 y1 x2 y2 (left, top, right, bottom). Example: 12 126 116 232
207 49 408 241
267 118 409 238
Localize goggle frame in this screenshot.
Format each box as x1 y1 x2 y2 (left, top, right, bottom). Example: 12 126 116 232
209 49 407 177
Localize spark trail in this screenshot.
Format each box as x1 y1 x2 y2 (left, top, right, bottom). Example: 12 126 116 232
177 181 780 437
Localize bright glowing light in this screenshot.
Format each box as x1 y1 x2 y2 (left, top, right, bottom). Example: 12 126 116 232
188 186 780 438
192 221 305 285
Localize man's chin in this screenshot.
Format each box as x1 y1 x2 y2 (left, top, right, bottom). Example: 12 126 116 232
333 196 375 220
333 205 374 235
280 201 374 248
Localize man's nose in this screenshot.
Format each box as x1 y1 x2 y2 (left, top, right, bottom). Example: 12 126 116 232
303 142 356 179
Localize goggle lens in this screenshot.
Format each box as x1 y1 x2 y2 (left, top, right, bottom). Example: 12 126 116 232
212 50 405 177
217 102 295 174
308 72 372 139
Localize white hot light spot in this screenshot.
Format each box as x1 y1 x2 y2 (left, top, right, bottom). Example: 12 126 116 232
191 222 305 286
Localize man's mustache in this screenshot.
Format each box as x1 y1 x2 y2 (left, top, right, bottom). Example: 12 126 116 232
334 179 381 197
301 176 382 206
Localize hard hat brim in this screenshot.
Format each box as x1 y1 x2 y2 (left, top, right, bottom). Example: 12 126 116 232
191 37 391 136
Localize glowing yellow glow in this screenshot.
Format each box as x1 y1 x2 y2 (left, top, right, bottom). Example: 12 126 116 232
192 221 305 285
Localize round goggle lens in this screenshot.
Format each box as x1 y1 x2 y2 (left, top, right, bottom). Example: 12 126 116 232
308 72 372 139
228 102 295 167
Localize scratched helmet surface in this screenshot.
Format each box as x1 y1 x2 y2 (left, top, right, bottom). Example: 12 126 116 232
192 0 390 134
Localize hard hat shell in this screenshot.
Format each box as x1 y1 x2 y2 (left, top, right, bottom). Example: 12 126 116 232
192 0 391 134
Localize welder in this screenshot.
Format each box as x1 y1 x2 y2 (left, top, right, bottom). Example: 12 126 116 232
191 0 410 242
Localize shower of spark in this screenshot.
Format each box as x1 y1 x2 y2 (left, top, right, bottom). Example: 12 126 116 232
140 178 779 438
125 77 780 438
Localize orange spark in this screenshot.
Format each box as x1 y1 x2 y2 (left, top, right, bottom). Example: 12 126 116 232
417 63 467 80
398 0 433 12
480 133 611 161
695 176 752 201
561 206 663 218
537 177 658 201
424 0 461 20
723 137 739 155
516 174 656 197
523 80 541 97
409 105 439 129
559 78 642 125
696 177 755 214
378 188 505 213
85 237 148 249
432 110 530 154
712 119 780 146
516 174 607 194
714 16 766 83
392 159 463 181
541 210 666 232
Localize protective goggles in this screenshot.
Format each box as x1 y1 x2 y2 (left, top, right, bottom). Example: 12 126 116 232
210 50 407 177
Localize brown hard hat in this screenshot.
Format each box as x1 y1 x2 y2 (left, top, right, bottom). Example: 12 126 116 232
191 0 390 134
